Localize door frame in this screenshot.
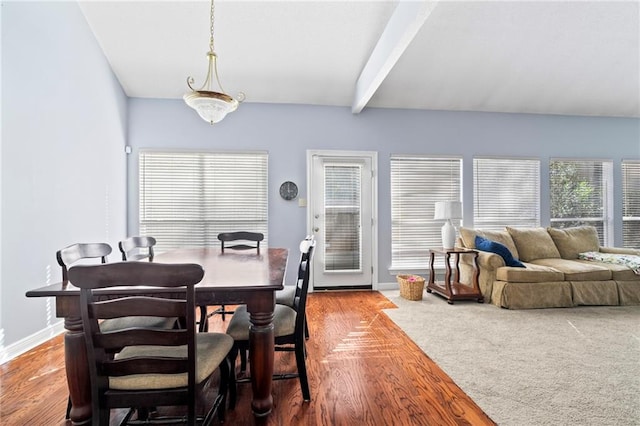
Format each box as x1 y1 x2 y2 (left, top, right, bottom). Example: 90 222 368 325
306 150 378 292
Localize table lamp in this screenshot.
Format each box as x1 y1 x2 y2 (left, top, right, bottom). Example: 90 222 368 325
434 201 462 249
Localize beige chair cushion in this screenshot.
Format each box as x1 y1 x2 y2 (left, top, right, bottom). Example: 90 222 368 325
99 316 176 333
531 258 612 281
506 227 561 262
111 332 233 390
459 227 520 259
226 304 296 341
547 226 600 259
275 286 296 307
496 263 564 283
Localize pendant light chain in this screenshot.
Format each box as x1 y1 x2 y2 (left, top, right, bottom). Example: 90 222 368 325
209 0 215 54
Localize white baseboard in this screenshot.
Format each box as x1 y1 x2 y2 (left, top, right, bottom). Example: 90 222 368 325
0 321 65 364
376 281 399 291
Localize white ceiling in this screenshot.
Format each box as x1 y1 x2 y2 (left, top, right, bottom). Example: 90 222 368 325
79 0 640 118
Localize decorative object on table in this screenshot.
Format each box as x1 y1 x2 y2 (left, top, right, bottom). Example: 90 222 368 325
434 200 462 249
184 0 245 125
397 274 426 301
279 181 298 200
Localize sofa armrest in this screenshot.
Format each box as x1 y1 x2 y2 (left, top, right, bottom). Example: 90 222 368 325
600 246 640 256
475 250 506 270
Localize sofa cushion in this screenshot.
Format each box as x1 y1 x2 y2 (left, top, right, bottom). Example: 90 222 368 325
496 263 564 282
506 227 561 262
574 260 640 281
459 227 519 259
531 258 612 281
547 226 600 259
475 235 524 267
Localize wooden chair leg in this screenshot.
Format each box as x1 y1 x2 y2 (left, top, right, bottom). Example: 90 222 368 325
295 340 311 401
65 396 71 419
198 305 209 332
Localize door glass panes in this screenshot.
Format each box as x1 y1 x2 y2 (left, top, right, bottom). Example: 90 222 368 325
324 165 361 272
549 159 613 245
622 161 640 249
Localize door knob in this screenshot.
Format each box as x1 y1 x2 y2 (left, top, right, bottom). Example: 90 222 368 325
314 227 319 232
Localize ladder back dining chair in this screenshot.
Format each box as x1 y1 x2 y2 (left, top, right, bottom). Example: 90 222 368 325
57 242 176 420
225 236 315 403
69 261 234 426
198 232 264 331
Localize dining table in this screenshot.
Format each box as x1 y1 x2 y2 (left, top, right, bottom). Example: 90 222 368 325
25 246 289 425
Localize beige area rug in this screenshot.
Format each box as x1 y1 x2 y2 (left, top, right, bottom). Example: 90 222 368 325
381 290 640 426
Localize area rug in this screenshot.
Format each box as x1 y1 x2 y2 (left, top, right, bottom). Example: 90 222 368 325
381 290 640 426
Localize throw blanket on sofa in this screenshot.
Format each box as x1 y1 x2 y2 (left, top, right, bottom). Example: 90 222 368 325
578 251 640 275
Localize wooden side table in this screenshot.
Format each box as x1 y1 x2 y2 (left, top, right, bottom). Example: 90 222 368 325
427 248 484 304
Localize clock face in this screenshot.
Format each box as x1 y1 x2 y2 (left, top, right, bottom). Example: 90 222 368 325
279 181 298 200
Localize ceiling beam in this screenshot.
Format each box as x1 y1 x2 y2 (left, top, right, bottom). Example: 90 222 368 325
352 0 438 114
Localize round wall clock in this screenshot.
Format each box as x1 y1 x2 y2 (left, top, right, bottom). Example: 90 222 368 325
279 181 298 200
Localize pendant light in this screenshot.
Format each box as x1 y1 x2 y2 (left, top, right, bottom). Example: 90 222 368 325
184 0 244 125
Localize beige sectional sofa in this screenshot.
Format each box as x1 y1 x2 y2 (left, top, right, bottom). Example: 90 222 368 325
456 225 640 309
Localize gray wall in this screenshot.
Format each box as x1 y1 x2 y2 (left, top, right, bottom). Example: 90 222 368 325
127 99 640 285
1 2 128 352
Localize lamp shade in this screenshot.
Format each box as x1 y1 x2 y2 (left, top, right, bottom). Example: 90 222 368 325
434 201 462 220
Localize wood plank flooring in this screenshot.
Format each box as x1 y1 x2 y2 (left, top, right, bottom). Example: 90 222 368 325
0 291 495 425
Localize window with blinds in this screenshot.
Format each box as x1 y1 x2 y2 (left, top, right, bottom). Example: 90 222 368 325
549 159 613 245
622 160 640 249
139 150 268 252
473 158 540 230
391 156 462 269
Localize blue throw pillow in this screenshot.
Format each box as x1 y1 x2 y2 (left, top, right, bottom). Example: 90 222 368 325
475 235 525 268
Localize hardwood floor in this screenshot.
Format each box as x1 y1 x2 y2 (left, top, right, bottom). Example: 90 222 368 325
0 291 495 425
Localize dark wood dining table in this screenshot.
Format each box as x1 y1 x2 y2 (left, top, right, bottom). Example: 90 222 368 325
25 247 288 425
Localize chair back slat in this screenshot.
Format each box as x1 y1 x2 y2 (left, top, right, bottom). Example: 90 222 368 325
91 296 185 319
218 231 264 253
103 358 190 377
96 329 188 351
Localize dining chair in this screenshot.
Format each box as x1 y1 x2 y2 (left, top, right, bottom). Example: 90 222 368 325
118 236 157 261
198 231 264 331
57 242 177 420
226 236 315 403
68 261 234 426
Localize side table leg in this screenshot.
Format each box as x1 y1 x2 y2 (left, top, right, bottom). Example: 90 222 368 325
247 293 275 417
64 317 92 425
444 252 453 303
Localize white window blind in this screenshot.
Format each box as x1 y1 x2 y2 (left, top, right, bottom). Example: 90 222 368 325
391 156 462 269
139 150 268 252
549 159 613 245
473 158 540 230
622 160 640 249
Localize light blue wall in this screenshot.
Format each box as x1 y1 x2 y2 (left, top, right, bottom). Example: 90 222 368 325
1 1 128 350
2 0 639 355
127 99 640 284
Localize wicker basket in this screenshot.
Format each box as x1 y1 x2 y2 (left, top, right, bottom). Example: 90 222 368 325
397 274 426 301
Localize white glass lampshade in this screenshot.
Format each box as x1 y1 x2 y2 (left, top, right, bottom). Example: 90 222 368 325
183 91 239 125
434 201 462 249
